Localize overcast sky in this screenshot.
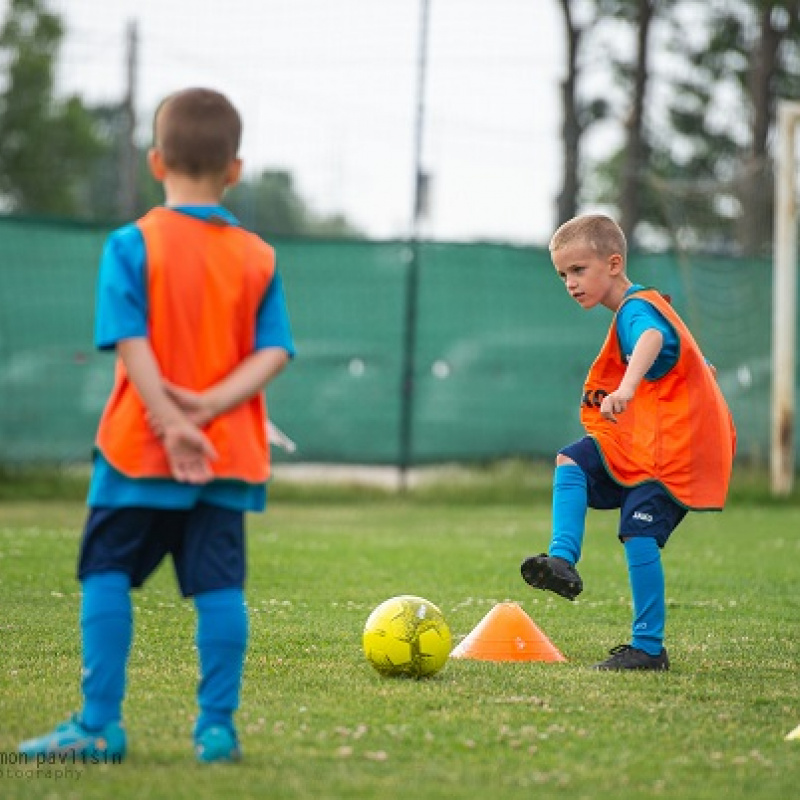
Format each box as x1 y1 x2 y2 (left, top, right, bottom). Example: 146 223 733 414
9 0 573 244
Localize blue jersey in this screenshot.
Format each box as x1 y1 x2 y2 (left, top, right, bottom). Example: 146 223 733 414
89 205 295 512
616 285 678 381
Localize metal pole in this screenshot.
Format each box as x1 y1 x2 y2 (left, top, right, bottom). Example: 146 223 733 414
118 20 139 219
398 0 431 489
771 101 800 496
411 0 431 242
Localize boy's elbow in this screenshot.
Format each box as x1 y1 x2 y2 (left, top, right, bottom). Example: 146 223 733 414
270 348 291 376
645 328 664 347
255 347 291 385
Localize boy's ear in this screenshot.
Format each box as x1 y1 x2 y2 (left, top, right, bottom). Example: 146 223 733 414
225 158 243 188
147 148 167 180
608 253 624 275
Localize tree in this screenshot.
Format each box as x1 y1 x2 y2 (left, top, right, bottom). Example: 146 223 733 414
652 0 800 254
554 1 608 227
225 169 362 238
78 111 362 235
738 0 800 253
555 1 585 227
614 0 657 240
587 0 800 253
0 0 105 216
586 0 676 243
0 0 360 235
74 103 150 221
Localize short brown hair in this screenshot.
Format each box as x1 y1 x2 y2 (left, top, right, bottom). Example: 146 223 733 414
550 214 627 262
153 88 241 177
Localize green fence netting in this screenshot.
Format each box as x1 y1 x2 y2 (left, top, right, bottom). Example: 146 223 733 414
0 215 783 468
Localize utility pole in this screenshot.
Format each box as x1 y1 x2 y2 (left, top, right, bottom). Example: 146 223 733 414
411 0 431 241
398 0 431 488
118 19 139 219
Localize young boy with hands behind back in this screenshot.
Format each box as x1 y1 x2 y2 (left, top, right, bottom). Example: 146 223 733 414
20 88 294 763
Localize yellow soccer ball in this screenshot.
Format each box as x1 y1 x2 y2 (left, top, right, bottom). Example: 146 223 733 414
363 595 452 678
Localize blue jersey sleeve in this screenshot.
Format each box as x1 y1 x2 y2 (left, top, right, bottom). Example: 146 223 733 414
95 216 294 358
256 271 296 357
617 298 678 380
94 223 148 350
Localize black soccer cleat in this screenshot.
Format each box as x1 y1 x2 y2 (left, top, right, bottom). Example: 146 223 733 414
520 553 583 601
592 644 670 671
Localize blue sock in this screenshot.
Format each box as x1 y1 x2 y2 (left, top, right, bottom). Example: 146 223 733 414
548 464 588 565
80 572 132 730
194 588 248 738
625 537 665 656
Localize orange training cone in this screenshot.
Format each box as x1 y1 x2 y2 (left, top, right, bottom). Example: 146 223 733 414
450 602 566 662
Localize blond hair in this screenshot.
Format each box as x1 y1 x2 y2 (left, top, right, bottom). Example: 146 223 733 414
549 214 627 262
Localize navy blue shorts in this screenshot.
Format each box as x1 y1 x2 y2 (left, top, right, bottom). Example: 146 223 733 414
559 437 687 547
78 503 246 597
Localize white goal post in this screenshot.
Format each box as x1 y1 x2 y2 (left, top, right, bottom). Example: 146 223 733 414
771 100 800 496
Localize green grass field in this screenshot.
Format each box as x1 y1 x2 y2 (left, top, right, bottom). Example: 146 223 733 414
1 487 799 799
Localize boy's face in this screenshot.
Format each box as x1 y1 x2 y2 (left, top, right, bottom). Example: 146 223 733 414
551 242 625 310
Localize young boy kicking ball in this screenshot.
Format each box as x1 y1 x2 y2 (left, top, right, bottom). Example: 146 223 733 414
521 214 735 670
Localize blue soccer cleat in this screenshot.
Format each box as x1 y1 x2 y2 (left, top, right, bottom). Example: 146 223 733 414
194 725 241 764
19 714 126 762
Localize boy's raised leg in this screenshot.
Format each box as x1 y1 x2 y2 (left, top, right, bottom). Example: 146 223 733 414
521 463 587 600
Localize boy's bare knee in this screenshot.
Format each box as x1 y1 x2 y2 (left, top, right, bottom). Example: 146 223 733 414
556 454 577 467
